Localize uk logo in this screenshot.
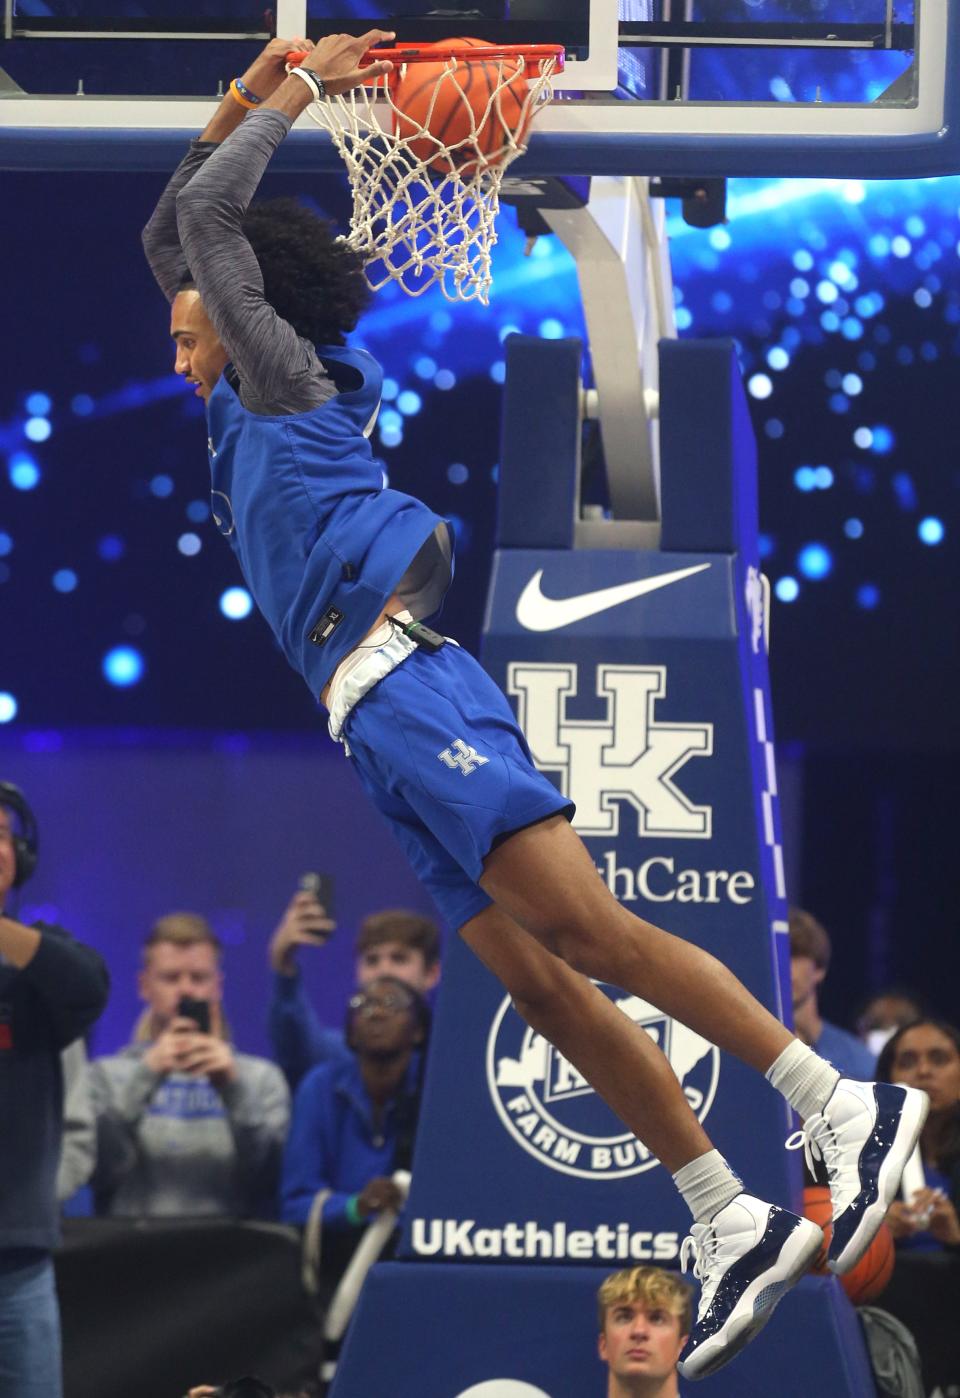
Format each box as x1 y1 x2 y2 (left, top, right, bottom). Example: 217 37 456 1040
507 663 713 839
438 739 490 776
487 986 719 1180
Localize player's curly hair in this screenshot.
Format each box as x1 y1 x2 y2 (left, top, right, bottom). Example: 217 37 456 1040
242 197 372 347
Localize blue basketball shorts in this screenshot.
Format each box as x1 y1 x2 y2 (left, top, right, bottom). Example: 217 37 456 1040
341 643 575 930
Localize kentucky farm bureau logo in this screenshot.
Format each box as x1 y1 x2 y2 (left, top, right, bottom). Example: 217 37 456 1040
487 987 719 1180
507 662 713 839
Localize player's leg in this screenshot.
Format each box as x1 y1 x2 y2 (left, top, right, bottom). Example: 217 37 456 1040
461 900 823 1380
460 901 712 1173
479 813 794 1072
479 813 929 1279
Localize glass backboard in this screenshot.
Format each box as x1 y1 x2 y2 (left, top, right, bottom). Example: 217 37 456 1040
0 0 957 179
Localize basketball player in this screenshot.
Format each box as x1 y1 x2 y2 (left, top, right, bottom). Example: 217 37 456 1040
143 31 928 1379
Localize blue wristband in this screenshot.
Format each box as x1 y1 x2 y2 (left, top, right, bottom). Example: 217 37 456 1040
233 76 264 105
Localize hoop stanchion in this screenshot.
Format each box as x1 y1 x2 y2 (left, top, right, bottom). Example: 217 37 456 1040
285 41 564 304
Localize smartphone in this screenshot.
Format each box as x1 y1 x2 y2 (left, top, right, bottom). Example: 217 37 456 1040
299 871 335 927
176 995 211 1034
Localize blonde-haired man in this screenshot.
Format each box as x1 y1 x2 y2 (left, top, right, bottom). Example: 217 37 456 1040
598 1268 692 1398
88 913 289 1218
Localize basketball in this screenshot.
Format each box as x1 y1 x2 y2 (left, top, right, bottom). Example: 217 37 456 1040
393 38 531 176
802 1186 832 1274
802 1186 895 1302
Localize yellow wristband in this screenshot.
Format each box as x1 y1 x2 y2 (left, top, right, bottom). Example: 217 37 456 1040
229 78 260 110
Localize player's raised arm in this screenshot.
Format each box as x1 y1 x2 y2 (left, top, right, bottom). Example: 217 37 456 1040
173 33 394 414
141 35 314 304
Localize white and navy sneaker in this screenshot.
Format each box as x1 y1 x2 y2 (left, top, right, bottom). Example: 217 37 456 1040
788 1078 929 1275
677 1193 822 1381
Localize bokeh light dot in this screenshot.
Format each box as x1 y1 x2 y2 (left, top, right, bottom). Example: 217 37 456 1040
798 543 833 580
775 576 800 603
97 535 125 561
150 474 174 498
103 646 145 687
396 390 422 416
52 569 78 593
748 374 773 400
434 369 456 391
0 693 17 724
71 394 94 417
844 518 864 539
177 532 202 556
918 516 945 545
9 454 40 491
26 393 52 416
25 417 52 443
220 587 253 620
0 533 12 558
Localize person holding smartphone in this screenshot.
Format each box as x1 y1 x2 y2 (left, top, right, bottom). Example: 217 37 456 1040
268 892 441 1090
87 913 289 1220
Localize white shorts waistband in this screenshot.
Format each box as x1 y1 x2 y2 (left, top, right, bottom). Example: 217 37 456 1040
327 629 419 744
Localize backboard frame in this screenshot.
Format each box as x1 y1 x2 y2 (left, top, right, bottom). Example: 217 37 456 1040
1 1 958 180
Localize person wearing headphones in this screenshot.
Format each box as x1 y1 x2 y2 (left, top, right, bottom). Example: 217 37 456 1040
0 781 110 1398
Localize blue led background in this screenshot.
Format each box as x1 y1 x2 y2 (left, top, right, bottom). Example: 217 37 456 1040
2 168 957 747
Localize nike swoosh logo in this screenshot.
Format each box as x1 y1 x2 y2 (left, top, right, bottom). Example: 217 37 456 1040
516 563 711 632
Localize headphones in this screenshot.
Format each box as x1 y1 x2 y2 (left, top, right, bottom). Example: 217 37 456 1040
0 780 39 888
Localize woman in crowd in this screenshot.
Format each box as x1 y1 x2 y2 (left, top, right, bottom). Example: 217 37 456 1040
878 1018 960 1250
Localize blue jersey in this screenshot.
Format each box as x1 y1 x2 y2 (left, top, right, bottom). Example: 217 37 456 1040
205 344 451 697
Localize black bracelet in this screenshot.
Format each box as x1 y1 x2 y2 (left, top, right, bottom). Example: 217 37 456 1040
289 66 326 103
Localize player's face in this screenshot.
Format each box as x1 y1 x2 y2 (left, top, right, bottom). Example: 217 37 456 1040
889 1024 960 1113
599 1300 686 1383
171 290 230 403
139 942 223 1029
0 807 15 905
357 940 440 994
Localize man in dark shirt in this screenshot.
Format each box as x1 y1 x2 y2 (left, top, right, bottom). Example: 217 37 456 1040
0 783 109 1398
142 32 927 1379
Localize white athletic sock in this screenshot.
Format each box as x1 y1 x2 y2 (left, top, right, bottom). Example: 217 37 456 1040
673 1149 743 1224
766 1038 841 1121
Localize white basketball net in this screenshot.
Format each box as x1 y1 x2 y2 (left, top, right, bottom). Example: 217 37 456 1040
305 51 559 305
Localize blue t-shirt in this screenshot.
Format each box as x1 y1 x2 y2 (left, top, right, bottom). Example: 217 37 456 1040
206 344 451 696
814 1020 876 1082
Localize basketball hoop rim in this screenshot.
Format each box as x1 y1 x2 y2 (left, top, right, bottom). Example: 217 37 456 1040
286 42 565 86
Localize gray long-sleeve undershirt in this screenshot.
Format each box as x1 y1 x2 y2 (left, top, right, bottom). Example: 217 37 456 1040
142 109 336 417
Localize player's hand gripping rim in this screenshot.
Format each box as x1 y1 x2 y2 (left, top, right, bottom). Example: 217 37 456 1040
291 30 396 96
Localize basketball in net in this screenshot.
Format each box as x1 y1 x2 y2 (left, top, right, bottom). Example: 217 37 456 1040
392 38 531 175
293 40 562 302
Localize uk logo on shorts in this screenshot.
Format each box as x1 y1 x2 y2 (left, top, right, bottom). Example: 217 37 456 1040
486 986 719 1180
438 739 490 776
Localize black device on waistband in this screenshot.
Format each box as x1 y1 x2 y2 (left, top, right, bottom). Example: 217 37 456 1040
387 615 446 654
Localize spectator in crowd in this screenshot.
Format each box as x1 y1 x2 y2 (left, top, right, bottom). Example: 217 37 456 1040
597 1266 692 1398
788 907 875 1080
0 781 109 1398
878 1018 960 1251
269 902 440 1088
88 912 289 1218
855 986 927 1060
279 976 429 1280
57 1038 96 1206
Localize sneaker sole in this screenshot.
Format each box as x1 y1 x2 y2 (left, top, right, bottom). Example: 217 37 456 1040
678 1218 823 1382
829 1085 929 1276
